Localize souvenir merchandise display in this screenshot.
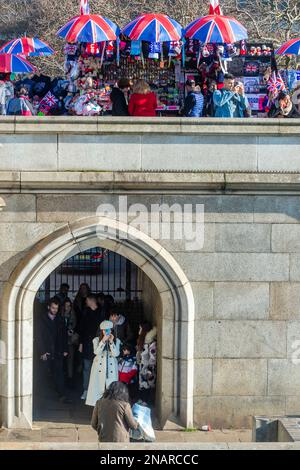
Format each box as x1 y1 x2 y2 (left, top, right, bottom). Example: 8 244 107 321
227 42 275 114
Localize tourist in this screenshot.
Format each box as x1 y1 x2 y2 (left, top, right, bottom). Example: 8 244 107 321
118 343 138 401
62 299 78 387
73 283 91 324
136 323 157 405
110 78 131 116
104 294 115 313
213 73 249 118
0 74 14 115
91 381 138 442
128 80 157 117
96 292 107 318
291 82 300 112
56 283 70 305
7 87 35 116
86 320 121 407
36 298 70 403
203 80 217 117
109 306 133 345
268 91 300 118
78 294 105 400
182 79 204 117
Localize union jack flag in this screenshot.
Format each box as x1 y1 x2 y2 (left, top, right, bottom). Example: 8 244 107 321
80 0 90 15
267 71 286 96
38 92 58 115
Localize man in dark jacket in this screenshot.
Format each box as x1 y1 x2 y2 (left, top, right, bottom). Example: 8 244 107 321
36 298 69 402
182 79 204 117
109 307 133 346
78 294 105 400
110 78 131 116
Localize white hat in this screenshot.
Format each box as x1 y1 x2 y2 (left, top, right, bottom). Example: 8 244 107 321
100 320 113 330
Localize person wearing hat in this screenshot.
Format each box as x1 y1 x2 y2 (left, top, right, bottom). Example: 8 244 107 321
86 320 121 407
182 79 204 117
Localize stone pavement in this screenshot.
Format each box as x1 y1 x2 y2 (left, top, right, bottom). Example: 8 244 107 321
0 424 252 444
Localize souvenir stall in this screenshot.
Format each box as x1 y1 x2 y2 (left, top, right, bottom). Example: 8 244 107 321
226 41 274 115
120 13 183 115
183 5 251 110
56 0 120 115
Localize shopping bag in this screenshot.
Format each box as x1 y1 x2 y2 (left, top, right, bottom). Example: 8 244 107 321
131 403 156 442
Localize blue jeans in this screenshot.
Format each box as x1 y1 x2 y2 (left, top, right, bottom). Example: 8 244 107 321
83 358 93 391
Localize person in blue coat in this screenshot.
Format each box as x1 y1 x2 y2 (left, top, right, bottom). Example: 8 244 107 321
213 74 249 118
182 79 204 117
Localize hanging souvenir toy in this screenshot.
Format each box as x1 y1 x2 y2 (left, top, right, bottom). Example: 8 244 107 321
149 42 161 59
130 41 142 56
240 39 247 56
106 41 114 60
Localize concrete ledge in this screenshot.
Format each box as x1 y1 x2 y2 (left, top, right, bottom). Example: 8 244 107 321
1 116 299 136
0 171 299 192
0 441 300 450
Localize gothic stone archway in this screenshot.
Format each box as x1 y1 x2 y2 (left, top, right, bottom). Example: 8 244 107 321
0 216 195 429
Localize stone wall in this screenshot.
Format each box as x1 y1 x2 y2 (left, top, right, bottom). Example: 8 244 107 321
0 116 299 172
1 190 300 427
1 117 300 429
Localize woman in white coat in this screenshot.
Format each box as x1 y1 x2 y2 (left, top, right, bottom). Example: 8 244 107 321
86 320 121 407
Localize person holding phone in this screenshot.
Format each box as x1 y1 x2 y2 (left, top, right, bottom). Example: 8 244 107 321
213 73 249 118
86 320 121 407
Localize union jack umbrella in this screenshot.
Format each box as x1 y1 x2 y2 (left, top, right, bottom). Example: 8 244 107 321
0 53 36 73
57 14 120 43
122 14 183 42
184 15 248 44
275 37 300 55
0 37 55 57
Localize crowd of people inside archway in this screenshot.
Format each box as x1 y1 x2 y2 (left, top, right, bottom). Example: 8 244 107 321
35 282 157 441
1 70 300 119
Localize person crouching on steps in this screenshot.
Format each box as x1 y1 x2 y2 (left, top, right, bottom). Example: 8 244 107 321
86 320 121 407
91 381 138 442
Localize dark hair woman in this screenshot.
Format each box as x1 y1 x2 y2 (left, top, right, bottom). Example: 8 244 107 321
73 283 91 323
91 381 138 442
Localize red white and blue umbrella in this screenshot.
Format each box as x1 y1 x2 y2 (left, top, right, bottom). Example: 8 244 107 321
0 54 36 73
184 15 248 44
122 13 182 42
0 37 55 56
57 14 119 43
275 38 300 55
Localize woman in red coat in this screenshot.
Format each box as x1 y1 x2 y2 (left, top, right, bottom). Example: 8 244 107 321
128 80 157 117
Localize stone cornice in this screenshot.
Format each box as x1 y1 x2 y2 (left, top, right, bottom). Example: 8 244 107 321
1 171 300 193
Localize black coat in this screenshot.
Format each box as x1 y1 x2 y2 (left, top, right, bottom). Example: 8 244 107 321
110 88 129 116
78 307 105 359
36 311 68 358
